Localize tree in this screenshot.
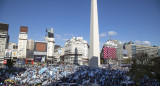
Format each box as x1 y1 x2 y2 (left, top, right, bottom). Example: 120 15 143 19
129 51 160 83
122 58 131 64
149 57 160 82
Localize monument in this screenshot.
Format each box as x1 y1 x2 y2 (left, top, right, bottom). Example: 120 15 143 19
89 0 100 67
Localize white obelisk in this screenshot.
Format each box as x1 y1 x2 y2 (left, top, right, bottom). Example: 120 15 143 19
89 0 100 67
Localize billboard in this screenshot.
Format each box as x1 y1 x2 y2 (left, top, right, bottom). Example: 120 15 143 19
12 49 17 57
35 57 42 62
34 56 45 62
5 49 12 57
20 26 28 33
35 42 47 52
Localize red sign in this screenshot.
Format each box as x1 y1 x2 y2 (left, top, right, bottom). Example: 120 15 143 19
32 61 34 65
3 60 7 64
25 60 27 64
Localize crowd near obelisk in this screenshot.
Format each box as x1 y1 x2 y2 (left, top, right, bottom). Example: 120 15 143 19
0 0 160 85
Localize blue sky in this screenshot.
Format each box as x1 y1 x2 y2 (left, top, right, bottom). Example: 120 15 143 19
0 0 160 48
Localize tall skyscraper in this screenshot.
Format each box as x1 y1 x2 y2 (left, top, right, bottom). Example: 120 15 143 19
0 23 9 63
17 26 28 59
89 0 100 67
45 28 55 64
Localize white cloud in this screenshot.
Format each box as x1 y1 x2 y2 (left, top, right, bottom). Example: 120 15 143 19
108 31 117 36
135 40 142 45
99 32 107 37
100 31 117 37
134 40 151 46
143 41 151 46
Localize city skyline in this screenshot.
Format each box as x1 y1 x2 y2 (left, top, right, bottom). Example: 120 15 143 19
0 0 160 48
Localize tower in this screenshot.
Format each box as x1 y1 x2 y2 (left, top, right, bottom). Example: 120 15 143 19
17 26 28 59
89 0 100 67
45 28 55 64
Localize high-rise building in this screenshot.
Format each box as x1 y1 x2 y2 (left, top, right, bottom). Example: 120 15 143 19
45 28 55 64
112 40 123 63
0 23 9 63
100 40 117 64
17 26 28 59
124 41 159 58
64 37 89 65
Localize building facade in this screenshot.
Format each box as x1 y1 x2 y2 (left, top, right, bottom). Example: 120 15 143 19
5 43 18 58
34 41 47 63
112 40 123 62
100 40 117 64
64 37 89 65
0 23 9 63
26 39 35 58
45 28 55 63
124 41 159 58
17 26 28 59
8 43 17 50
53 46 65 64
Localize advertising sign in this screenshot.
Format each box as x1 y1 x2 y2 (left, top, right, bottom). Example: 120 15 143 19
35 43 47 52
41 56 45 62
35 57 42 62
12 49 17 57
5 49 12 57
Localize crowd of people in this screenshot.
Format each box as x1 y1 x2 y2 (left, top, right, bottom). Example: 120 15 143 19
0 64 160 86
60 65 130 86
6 65 78 85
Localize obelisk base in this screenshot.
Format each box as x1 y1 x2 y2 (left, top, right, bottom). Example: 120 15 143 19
89 56 99 67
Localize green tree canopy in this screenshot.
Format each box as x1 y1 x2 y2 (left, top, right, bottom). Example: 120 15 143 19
129 51 160 83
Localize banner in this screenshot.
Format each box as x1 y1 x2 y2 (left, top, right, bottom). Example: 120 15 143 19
103 47 116 59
